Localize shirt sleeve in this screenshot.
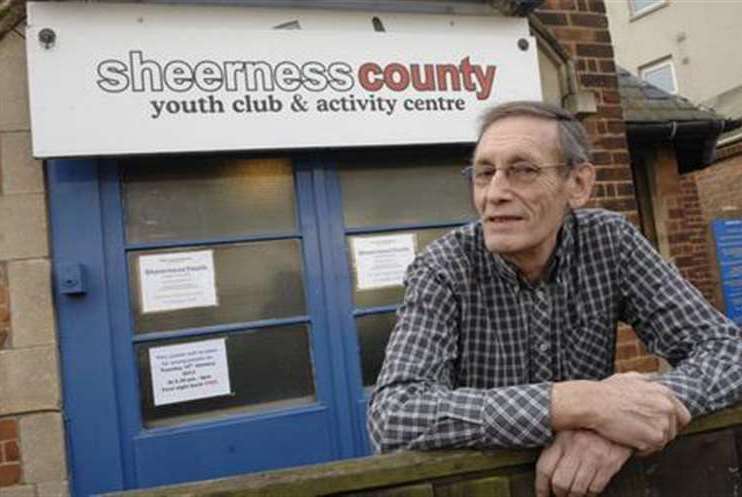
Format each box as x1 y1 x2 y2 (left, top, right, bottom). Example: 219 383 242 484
618 219 742 417
367 256 553 453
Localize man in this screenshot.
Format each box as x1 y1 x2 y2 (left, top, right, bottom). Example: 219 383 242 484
367 101 742 497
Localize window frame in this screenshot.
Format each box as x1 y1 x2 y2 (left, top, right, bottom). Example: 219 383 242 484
628 0 668 20
639 57 678 95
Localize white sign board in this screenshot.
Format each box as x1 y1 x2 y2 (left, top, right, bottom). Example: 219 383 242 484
138 250 218 314
26 2 542 157
149 338 231 406
351 234 417 290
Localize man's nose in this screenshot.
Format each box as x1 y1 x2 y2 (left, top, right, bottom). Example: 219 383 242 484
484 169 515 202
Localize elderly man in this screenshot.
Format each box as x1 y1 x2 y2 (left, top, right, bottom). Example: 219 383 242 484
368 101 742 497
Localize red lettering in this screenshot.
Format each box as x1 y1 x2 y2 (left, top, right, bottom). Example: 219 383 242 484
358 63 383 91
436 64 462 92
383 63 410 92
410 64 435 91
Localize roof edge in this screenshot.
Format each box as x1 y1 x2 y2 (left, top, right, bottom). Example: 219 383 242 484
492 0 544 16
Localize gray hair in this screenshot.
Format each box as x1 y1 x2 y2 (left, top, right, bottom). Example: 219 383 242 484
476 101 592 168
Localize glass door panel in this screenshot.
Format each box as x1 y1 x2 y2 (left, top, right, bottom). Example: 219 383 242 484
346 227 451 308
128 241 306 333
136 324 316 427
123 158 296 242
338 156 475 228
330 149 476 455
356 313 397 388
337 151 476 391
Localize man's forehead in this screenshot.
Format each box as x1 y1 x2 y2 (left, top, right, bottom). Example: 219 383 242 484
475 115 561 158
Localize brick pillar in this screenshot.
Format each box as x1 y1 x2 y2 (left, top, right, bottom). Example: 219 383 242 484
533 0 656 371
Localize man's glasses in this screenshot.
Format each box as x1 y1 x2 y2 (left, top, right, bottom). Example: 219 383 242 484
461 161 568 188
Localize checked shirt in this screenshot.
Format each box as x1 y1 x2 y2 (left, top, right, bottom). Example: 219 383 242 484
368 209 742 452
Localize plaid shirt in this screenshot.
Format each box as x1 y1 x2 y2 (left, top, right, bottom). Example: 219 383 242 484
368 209 742 452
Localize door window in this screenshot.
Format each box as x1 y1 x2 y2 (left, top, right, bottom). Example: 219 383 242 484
121 157 316 428
136 325 315 427
337 152 475 388
123 158 297 242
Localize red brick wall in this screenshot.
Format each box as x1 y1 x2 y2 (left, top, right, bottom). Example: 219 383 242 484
692 144 742 309
0 419 21 486
670 175 717 302
694 145 742 220
534 0 653 371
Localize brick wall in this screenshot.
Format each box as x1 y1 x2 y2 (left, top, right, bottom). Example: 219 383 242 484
694 145 742 220
692 143 742 310
534 0 654 371
0 419 21 487
670 175 717 302
0 23 69 497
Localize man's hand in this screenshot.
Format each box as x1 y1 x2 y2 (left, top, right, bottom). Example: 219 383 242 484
593 372 691 454
535 430 632 497
552 372 691 454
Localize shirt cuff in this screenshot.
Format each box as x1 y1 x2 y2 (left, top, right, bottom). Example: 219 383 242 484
482 382 553 448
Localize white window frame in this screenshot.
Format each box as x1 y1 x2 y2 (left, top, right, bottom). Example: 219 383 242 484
628 0 667 20
639 58 678 94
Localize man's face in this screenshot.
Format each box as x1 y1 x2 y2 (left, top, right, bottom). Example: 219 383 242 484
471 115 587 267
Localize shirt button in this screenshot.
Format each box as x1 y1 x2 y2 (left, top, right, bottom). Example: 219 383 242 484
538 342 551 353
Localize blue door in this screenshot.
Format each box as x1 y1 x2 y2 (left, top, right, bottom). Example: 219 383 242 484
48 148 474 496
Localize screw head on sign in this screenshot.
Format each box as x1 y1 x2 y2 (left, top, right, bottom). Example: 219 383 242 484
517 38 529 51
39 28 56 49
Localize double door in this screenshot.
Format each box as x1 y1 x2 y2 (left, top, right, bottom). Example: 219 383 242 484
49 148 474 496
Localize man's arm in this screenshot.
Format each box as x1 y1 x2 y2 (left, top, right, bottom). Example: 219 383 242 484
550 373 690 453
617 219 742 418
368 258 554 452
369 249 692 453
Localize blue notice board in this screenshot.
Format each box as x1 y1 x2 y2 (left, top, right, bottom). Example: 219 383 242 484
712 218 742 325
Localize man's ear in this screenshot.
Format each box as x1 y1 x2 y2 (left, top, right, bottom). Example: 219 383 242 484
567 162 596 209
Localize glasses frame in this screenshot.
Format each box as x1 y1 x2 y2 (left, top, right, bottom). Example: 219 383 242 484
461 162 570 188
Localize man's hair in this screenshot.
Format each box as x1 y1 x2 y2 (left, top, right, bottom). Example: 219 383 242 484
477 101 592 168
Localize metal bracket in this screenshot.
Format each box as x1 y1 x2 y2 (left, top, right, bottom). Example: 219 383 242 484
58 263 87 295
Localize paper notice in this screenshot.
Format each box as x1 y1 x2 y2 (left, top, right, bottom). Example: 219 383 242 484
138 250 218 313
351 233 417 290
149 338 231 406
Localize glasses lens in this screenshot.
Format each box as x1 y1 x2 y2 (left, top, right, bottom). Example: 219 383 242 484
510 163 541 186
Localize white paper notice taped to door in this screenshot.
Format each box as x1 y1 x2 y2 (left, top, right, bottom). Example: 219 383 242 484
138 250 218 313
149 338 231 406
351 234 417 290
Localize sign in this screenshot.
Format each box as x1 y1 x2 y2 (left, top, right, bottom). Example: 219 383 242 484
351 234 417 290
138 250 218 313
26 2 542 157
149 338 231 406
712 219 742 325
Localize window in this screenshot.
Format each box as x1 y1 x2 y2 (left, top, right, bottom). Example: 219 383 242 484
629 0 667 18
640 59 677 94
